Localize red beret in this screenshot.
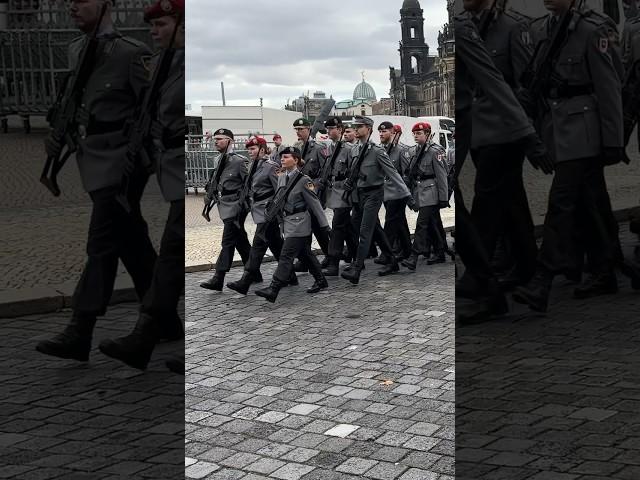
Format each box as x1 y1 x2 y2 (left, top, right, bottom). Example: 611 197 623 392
393 124 402 133
144 0 184 22
412 122 431 132
273 133 282 140
246 136 267 148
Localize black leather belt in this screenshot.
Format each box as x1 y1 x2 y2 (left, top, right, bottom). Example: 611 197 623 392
417 174 436 180
283 206 307 216
85 119 126 136
253 191 273 202
547 84 593 99
359 184 383 192
220 188 239 196
332 174 347 181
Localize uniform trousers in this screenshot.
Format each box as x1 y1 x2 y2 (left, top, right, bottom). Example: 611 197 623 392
215 210 251 273
72 172 156 317
246 219 283 273
296 212 330 267
412 206 443 256
351 187 395 268
384 198 412 258
273 236 323 284
328 207 358 260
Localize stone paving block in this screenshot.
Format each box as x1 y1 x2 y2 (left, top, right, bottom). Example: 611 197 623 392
335 457 378 475
185 461 221 479
269 462 315 480
363 461 409 479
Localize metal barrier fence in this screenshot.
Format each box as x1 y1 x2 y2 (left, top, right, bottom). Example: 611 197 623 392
185 134 278 193
0 0 151 132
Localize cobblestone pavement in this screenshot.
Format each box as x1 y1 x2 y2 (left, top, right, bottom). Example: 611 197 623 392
185 195 455 268
0 301 184 479
185 258 455 480
0 131 169 292
456 223 640 479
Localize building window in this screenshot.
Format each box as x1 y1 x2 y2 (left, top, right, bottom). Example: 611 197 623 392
411 56 419 74
361 109 366 115
410 27 416 38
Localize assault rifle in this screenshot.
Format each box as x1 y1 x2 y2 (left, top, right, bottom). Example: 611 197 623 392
263 170 304 224
40 1 108 196
300 99 335 176
317 131 344 208
341 130 373 201
115 12 183 212
478 0 507 40
405 140 429 188
234 143 264 228
202 144 229 222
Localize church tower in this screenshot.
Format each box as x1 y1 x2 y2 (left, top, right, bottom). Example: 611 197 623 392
399 0 430 81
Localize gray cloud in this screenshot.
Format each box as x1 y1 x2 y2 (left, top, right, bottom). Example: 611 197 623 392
186 0 449 110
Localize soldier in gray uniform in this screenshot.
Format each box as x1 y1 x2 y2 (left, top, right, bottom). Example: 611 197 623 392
200 128 252 291
341 116 415 284
226 136 289 295
98 0 185 371
292 118 331 271
462 0 540 289
255 147 329 302
402 122 449 271
37 0 158 362
269 133 285 164
379 121 412 262
513 0 624 312
320 117 358 276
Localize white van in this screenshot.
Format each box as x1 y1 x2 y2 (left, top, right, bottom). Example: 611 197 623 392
417 116 456 153
366 115 456 154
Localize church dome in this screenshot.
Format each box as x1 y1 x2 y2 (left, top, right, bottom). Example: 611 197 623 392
353 79 376 101
402 0 421 9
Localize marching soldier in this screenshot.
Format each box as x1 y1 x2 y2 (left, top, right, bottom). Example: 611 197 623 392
378 121 412 262
255 147 329 302
98 0 185 371
291 118 331 272
402 122 449 271
341 116 414 284
199 128 253 291
343 122 357 144
270 133 285 164
462 0 540 289
320 117 358 276
513 0 624 312
36 0 158 362
226 136 290 295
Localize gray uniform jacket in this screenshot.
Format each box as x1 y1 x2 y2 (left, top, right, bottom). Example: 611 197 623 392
296 139 329 183
529 13 624 162
250 156 280 225
68 29 151 193
276 169 329 239
326 140 353 210
347 141 411 203
269 144 285 164
406 142 449 208
214 151 248 221
467 10 533 147
383 142 411 202
149 49 185 202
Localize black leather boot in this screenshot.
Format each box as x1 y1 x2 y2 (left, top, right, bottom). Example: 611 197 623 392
36 314 97 361
320 256 330 269
402 254 419 271
287 273 299 286
255 280 283 303
98 313 158 370
512 268 553 313
166 356 185 374
374 253 391 265
378 256 399 276
200 271 225 291
341 264 363 284
307 277 328 293
322 257 340 276
573 272 618 299
226 271 255 295
427 252 446 265
293 260 308 273
157 312 184 341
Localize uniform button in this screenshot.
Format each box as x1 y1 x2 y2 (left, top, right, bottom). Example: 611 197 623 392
583 106 588 110
80 103 85 107
552 101 557 106
105 83 111 88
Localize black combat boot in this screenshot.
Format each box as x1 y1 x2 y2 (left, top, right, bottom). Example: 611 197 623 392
378 256 399 276
320 256 330 269
166 356 185 374
200 271 225 291
287 273 299 286
402 254 419 271
255 279 283 303
322 257 340 276
512 268 554 313
427 252 446 265
573 272 618 299
344 262 364 272
252 271 263 283
226 271 255 295
293 260 308 273
457 278 509 324
307 277 328 294
618 260 640 290
36 314 97 361
341 264 363 284
157 312 184 341
98 313 158 370
374 253 391 265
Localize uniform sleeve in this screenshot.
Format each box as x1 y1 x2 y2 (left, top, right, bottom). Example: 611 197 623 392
128 43 153 103
586 24 624 148
432 149 449 203
377 148 411 199
302 181 329 228
509 21 533 89
269 166 280 191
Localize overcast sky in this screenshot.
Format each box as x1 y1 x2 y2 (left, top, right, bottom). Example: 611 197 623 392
186 0 449 112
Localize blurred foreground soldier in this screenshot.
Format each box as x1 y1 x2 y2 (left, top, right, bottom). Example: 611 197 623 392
200 128 252 290
255 147 329 302
454 14 552 323
403 122 449 271
341 116 414 284
37 0 158 362
463 0 539 289
227 136 286 294
99 0 185 370
270 133 285 164
379 121 412 262
292 118 331 271
513 0 625 312
343 122 357 144
319 117 358 275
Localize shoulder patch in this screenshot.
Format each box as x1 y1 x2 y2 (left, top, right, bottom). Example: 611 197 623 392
305 181 315 191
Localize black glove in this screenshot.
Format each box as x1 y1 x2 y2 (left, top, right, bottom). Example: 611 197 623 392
439 200 450 209
406 196 419 212
602 147 625 166
343 178 354 192
44 134 63 158
521 134 554 175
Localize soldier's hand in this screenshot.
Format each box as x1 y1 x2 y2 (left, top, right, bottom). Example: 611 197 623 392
44 134 63 158
521 134 554 175
406 196 419 212
439 200 450 209
602 147 624 166
343 178 354 192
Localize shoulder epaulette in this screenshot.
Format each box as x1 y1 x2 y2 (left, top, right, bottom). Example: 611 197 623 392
119 35 148 49
503 8 532 24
